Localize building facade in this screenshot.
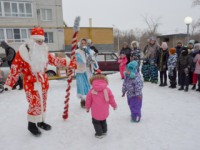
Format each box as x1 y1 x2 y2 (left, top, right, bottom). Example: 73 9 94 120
64 27 114 52
157 34 188 48
0 0 64 54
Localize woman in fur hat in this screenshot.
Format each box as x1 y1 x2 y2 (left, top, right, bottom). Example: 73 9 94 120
122 61 143 122
85 70 117 139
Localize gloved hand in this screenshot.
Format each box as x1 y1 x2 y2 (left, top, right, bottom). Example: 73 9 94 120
184 68 189 74
155 64 157 66
119 60 122 63
163 65 166 68
113 106 117 110
122 93 125 97
121 63 123 66
86 109 89 113
137 96 142 101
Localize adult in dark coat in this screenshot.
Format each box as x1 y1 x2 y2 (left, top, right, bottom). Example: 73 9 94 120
120 42 131 64
0 41 23 90
155 42 169 86
175 40 183 86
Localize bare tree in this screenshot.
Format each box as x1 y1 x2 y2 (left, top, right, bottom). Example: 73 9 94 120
141 14 162 37
191 18 200 37
191 0 200 7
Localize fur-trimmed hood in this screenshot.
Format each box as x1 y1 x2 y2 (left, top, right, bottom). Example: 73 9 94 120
131 41 139 48
89 74 108 85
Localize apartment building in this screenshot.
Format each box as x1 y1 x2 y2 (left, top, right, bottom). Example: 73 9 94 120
0 0 64 54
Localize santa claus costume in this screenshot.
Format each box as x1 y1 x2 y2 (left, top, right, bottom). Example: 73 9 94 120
4 28 71 136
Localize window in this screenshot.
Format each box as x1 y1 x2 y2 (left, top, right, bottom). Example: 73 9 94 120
41 9 52 21
97 55 105 61
44 32 53 43
0 28 31 43
0 1 32 18
164 38 169 42
0 29 4 41
0 2 2 16
106 54 117 61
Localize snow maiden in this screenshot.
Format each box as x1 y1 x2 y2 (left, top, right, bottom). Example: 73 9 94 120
122 61 143 122
75 38 99 108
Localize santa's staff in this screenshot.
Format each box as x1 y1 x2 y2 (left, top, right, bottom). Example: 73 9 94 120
63 16 80 120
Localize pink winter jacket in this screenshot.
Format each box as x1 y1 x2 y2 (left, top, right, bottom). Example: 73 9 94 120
118 57 128 67
193 54 200 74
85 79 117 121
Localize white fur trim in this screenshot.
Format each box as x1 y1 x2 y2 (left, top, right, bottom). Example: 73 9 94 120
27 112 46 123
30 35 45 41
131 41 139 48
66 58 70 67
77 94 86 100
19 44 31 64
4 84 12 91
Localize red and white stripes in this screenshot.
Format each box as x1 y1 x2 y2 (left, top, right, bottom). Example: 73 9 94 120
63 16 80 120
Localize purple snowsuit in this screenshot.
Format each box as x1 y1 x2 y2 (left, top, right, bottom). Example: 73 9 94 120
122 72 143 122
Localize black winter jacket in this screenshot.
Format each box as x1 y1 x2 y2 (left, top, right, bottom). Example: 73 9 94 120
1 41 16 67
155 48 169 71
121 46 131 64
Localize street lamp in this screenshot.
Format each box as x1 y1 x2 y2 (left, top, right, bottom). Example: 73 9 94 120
184 17 193 45
113 25 119 54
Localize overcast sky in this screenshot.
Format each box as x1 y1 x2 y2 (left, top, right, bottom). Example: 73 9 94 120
62 0 199 34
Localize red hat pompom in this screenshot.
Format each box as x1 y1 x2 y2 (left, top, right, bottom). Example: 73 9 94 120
97 69 101 74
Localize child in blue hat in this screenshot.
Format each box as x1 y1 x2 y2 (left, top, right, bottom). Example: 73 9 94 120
122 61 143 122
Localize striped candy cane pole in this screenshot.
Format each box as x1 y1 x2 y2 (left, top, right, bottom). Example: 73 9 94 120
63 16 80 120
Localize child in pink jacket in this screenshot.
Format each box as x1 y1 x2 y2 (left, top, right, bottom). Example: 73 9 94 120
193 53 200 91
118 51 128 79
85 70 117 139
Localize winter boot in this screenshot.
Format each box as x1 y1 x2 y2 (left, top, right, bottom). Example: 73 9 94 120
103 132 107 135
159 82 164 87
184 86 189 92
163 77 167 86
191 84 196 90
196 86 200 92
95 134 103 139
81 100 85 108
37 122 52 131
131 119 139 123
178 86 184 91
169 85 173 88
28 122 41 136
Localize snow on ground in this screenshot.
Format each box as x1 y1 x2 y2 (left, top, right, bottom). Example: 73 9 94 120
0 72 200 150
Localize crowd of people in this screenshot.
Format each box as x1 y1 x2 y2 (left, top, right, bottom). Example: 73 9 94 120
119 37 200 92
1 28 199 140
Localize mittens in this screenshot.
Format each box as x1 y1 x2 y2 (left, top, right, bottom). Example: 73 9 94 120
184 68 189 74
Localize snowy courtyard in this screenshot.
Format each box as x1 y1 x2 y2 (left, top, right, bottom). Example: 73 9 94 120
0 72 200 150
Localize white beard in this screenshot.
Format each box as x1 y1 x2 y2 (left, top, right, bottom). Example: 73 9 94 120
29 42 48 75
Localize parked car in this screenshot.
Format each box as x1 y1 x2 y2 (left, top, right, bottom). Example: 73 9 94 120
96 52 119 72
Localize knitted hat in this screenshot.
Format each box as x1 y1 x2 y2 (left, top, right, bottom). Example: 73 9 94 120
150 37 156 42
143 58 148 64
161 42 168 49
124 61 138 78
177 40 183 45
123 42 128 46
194 43 200 48
87 39 92 44
169 48 176 54
151 59 156 65
188 40 195 46
120 51 125 55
